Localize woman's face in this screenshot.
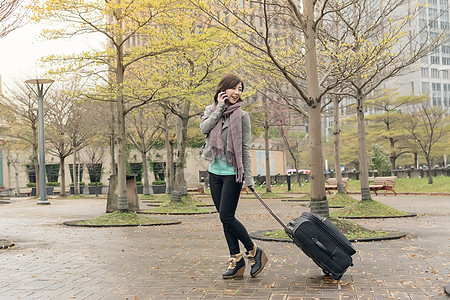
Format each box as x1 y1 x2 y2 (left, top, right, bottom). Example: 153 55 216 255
225 82 243 105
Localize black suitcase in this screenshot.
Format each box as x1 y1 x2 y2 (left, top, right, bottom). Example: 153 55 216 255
249 187 356 280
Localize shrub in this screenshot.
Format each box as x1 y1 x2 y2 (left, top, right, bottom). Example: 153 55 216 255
152 180 166 185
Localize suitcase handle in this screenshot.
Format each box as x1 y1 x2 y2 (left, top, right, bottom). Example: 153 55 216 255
249 187 291 234
314 240 334 257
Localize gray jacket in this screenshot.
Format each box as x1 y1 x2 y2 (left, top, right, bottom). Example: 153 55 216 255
200 102 254 187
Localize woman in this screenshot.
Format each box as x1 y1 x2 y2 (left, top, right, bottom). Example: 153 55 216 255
200 74 268 279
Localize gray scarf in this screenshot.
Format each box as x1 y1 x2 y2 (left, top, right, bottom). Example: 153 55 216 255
208 102 243 182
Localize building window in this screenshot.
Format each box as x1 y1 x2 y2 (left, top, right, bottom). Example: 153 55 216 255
431 68 440 78
422 82 430 94
429 8 439 28
444 84 449 107
432 83 442 106
421 67 429 77
431 56 440 64
443 46 450 54
442 70 449 79
443 57 450 65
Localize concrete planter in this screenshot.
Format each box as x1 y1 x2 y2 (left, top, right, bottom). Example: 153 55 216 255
137 185 143 194
70 186 84 194
88 186 102 194
152 185 166 194
46 187 54 195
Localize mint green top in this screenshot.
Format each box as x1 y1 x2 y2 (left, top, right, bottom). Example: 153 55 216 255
209 156 236 175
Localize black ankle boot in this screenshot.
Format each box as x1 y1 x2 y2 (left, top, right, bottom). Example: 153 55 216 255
222 252 245 279
246 245 268 278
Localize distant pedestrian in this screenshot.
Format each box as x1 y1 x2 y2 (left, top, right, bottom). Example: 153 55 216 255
200 73 268 279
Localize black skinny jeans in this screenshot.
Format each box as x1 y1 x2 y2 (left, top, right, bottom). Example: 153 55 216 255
209 172 254 256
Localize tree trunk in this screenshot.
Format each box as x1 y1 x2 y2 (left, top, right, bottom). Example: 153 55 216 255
264 123 272 193
414 152 419 169
110 101 116 177
13 152 20 196
60 155 66 197
116 39 128 210
72 134 79 195
426 158 433 184
356 89 372 200
303 0 328 217
164 111 174 194
173 103 190 201
390 154 396 171
141 148 151 195
333 95 345 194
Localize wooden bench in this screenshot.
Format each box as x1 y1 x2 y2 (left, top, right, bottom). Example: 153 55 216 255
325 177 349 194
21 188 33 197
369 176 397 196
187 184 204 194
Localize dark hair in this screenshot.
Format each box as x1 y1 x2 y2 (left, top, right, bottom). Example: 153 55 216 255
213 74 245 104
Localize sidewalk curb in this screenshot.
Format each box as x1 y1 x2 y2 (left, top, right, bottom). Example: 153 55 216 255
341 213 418 219
138 210 216 215
250 229 408 243
62 220 181 227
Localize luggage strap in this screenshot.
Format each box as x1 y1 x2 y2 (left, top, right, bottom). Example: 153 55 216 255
249 187 291 234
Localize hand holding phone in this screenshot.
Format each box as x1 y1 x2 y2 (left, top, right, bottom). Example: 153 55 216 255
220 91 229 104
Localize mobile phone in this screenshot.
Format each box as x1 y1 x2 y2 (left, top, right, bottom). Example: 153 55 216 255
221 91 229 104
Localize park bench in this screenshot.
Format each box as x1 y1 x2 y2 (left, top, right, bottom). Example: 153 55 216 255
369 176 397 196
325 177 349 194
187 184 204 194
21 188 33 197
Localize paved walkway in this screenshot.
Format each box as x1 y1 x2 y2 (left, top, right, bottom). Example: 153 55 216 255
0 194 449 299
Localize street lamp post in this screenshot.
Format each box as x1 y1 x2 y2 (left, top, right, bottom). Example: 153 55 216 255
25 79 54 205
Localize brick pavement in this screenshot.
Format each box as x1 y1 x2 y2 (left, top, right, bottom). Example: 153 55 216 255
0 194 449 299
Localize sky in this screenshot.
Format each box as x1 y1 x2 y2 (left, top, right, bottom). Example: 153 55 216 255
0 21 104 92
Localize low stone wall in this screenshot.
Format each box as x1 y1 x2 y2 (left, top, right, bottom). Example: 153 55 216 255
253 167 450 184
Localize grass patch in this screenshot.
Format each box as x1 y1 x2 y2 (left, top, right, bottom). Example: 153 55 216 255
255 182 311 194
63 194 91 199
327 193 359 207
264 217 389 241
142 194 215 214
78 211 170 225
242 191 284 199
255 176 450 194
347 177 450 194
330 199 408 218
140 194 171 203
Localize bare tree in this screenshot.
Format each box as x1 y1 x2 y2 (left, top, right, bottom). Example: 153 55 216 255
126 107 162 195
33 0 185 211
365 91 423 170
0 0 29 38
405 101 449 184
81 145 105 198
0 81 41 194
46 79 101 196
330 0 443 199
